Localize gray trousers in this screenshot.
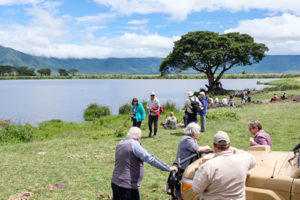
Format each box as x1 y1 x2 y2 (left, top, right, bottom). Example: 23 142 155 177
200 115 206 132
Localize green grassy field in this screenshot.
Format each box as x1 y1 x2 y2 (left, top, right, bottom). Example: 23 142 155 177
1 78 300 199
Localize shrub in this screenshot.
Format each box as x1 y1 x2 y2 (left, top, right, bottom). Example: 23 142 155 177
162 101 177 112
119 103 131 115
206 108 239 121
0 123 35 142
141 100 148 113
84 103 110 121
0 119 10 128
114 127 126 137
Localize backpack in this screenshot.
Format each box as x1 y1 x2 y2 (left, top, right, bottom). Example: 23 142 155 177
189 97 201 113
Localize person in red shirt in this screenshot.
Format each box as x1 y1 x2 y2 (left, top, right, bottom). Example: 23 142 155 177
270 94 278 102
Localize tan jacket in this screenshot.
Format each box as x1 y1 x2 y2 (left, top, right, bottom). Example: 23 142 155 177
192 148 256 200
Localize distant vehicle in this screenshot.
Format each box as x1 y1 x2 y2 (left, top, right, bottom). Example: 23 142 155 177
167 143 300 200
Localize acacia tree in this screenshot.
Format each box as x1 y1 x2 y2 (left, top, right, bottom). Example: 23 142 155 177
68 68 78 76
37 68 51 76
160 31 268 92
16 66 35 76
58 69 69 76
0 65 15 76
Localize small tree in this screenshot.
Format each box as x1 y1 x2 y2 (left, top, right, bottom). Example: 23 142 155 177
68 68 78 76
16 66 35 76
160 31 268 92
58 69 69 76
37 68 51 76
0 65 15 76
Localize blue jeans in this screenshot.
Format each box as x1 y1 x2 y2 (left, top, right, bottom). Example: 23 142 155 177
200 115 206 132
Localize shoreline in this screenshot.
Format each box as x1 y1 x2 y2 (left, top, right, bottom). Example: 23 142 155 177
0 73 300 80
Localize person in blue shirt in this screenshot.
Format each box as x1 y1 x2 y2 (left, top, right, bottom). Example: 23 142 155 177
198 92 208 132
131 98 146 128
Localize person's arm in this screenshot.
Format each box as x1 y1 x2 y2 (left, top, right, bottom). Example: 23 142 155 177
250 136 269 146
140 103 146 120
131 140 170 171
188 138 200 152
192 164 210 195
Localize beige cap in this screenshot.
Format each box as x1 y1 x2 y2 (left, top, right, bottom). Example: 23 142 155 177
188 91 194 97
213 131 230 146
150 91 156 96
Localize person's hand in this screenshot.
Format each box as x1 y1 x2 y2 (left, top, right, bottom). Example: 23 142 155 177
169 166 178 173
229 147 238 154
249 138 254 144
197 145 211 152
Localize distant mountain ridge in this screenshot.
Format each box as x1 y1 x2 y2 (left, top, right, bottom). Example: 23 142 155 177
1 45 300 74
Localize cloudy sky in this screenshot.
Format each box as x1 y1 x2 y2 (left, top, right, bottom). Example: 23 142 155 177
0 0 300 58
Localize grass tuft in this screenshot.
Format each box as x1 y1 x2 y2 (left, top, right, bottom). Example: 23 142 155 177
84 103 110 121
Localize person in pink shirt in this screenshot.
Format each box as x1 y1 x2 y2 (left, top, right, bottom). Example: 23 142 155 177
248 120 272 148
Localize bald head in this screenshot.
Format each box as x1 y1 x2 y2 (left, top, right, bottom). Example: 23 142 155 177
127 127 142 141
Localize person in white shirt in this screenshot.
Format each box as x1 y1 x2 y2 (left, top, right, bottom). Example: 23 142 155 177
192 131 256 200
221 96 228 105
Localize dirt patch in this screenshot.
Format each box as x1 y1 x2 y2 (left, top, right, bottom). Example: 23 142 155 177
68 154 89 159
94 155 104 159
8 191 33 200
67 154 107 160
267 95 300 104
47 183 68 190
97 194 112 200
296 78 300 82
288 95 300 102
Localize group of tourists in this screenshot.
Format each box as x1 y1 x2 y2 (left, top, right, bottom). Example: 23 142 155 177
131 91 209 137
112 92 273 200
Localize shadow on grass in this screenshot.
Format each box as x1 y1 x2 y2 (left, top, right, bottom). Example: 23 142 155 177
141 136 154 139
170 132 184 136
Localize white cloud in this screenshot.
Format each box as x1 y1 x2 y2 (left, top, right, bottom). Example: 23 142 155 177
0 0 42 6
93 0 300 20
128 18 148 25
0 8 179 59
75 13 116 24
224 13 300 54
0 1 180 58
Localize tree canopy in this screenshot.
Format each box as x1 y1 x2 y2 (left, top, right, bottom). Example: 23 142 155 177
160 31 269 92
58 69 69 76
68 68 78 76
37 68 51 76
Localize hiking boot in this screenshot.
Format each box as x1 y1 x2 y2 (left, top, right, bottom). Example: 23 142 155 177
148 132 152 137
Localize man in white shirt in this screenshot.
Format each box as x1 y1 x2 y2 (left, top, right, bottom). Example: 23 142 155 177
192 131 256 200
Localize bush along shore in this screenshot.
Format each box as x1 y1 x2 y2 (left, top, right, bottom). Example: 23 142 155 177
0 77 300 199
0 73 300 80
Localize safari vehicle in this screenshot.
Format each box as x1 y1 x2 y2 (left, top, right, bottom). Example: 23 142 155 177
167 143 300 200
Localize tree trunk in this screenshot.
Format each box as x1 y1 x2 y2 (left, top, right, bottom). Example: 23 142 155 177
205 70 221 92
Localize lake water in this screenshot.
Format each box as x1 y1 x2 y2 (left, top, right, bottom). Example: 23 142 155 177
0 79 276 124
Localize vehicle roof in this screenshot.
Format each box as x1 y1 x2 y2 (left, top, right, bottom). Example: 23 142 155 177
183 150 294 180
248 151 292 178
